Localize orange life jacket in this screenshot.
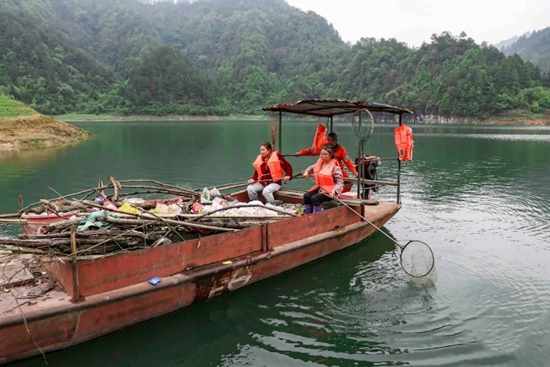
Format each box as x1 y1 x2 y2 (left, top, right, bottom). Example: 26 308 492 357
252 151 283 182
312 123 328 154
394 124 414 161
313 158 338 194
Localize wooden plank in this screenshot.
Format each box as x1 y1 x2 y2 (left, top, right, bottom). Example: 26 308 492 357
343 178 399 186
276 189 379 206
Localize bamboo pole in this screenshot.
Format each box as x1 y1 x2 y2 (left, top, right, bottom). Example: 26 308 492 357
0 219 27 224
70 225 81 302
217 171 304 191
0 213 21 219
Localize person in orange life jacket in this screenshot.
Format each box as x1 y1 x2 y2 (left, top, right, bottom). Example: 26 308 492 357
302 146 344 214
294 132 357 192
247 142 293 204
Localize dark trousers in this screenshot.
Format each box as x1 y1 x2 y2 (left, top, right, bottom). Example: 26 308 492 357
303 188 333 207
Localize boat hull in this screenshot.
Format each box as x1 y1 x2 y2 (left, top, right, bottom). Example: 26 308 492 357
0 201 400 364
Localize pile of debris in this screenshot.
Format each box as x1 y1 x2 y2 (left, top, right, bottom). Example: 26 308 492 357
0 177 300 258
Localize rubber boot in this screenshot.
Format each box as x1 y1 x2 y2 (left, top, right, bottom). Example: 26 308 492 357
304 204 313 214
313 205 323 213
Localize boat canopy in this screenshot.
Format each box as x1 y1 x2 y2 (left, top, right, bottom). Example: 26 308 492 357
263 99 414 117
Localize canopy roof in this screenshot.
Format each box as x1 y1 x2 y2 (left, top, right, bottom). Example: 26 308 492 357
263 99 414 117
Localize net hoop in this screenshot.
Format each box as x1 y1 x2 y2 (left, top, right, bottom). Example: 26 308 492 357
399 240 435 278
351 108 375 144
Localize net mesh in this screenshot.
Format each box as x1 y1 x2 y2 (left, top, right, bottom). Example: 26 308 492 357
400 240 435 277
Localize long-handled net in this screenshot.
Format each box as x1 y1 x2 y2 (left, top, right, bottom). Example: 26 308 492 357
400 240 435 277
307 178 435 279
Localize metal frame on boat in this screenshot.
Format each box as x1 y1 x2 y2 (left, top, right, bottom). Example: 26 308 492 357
263 99 414 203
0 99 413 364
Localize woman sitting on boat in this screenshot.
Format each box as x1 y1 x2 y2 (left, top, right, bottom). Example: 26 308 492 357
302 146 344 214
294 132 357 192
247 142 293 204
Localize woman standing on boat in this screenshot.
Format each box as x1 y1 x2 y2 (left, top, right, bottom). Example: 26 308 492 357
302 146 344 214
247 142 293 204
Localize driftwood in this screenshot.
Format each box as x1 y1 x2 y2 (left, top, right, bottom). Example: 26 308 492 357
0 245 47 254
117 179 198 196
0 237 147 248
19 180 197 213
4 177 306 258
42 216 87 233
104 216 235 233
108 176 121 201
113 200 156 209
98 178 106 197
18 229 164 240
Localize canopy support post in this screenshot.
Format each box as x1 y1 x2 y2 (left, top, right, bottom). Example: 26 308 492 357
278 111 282 153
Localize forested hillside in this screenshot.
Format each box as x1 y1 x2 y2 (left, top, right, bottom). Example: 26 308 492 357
502 27 550 73
1 0 550 119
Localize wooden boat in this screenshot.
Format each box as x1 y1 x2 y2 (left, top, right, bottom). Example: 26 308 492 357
0 100 413 364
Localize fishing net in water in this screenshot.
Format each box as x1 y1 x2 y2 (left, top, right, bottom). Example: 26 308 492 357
400 240 435 278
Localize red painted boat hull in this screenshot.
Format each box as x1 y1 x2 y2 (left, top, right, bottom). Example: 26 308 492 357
0 201 400 364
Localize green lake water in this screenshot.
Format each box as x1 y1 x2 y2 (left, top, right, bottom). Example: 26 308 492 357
2 121 550 366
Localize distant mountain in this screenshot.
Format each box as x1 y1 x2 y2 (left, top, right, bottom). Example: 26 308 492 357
495 31 532 50
0 0 549 118
501 28 550 72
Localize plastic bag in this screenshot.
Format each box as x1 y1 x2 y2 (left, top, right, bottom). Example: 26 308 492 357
200 188 211 204
119 203 140 214
153 203 182 217
192 202 205 213
211 197 227 211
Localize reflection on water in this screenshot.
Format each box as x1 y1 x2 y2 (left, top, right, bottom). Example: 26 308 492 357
5 122 550 367
0 146 71 184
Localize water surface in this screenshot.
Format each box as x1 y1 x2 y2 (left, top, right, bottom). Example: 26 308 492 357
2 121 550 366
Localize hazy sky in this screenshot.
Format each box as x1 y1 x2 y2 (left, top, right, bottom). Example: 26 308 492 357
285 0 550 47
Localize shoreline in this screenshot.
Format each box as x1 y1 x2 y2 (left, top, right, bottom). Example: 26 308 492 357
53 112 550 125
52 114 266 122
0 115 90 152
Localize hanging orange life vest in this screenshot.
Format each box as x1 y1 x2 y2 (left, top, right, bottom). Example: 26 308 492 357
394 124 414 161
252 151 284 183
313 158 338 194
312 123 328 154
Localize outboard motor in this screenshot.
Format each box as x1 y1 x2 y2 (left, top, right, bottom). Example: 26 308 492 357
355 155 380 199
